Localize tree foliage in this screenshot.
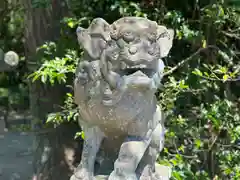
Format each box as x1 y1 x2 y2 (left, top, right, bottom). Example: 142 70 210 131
0 0 27 112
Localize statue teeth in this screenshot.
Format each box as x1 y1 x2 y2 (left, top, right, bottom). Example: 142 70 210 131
128 64 147 69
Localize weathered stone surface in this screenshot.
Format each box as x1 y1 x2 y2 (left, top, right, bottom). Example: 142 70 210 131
94 164 171 180
72 17 174 180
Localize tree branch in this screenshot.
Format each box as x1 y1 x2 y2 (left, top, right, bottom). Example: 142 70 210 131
163 45 218 76
222 31 240 40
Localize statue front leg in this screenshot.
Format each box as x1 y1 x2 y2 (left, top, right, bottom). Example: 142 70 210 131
137 123 165 179
70 126 104 180
137 106 169 180
108 132 152 180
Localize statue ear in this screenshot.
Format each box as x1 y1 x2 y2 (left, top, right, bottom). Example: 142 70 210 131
76 18 111 59
157 26 174 58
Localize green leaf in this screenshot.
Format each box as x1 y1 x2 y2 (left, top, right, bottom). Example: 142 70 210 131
67 21 74 28
202 39 207 48
218 6 225 17
164 148 169 153
194 139 203 149
172 171 183 180
74 131 85 140
32 73 41 82
178 145 185 153
41 73 47 83
46 113 57 123
204 72 210 77
192 69 203 77
223 74 229 82
66 93 72 97
179 80 189 89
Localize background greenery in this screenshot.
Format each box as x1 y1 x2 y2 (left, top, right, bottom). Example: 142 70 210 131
1 0 240 179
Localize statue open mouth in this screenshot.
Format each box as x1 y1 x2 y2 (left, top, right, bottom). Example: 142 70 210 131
101 61 161 106
107 60 162 91
117 67 155 87
118 66 156 77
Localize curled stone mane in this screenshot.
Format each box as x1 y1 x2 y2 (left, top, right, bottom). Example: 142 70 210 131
72 17 174 180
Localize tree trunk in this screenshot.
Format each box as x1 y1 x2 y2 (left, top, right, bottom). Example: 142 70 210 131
22 1 82 179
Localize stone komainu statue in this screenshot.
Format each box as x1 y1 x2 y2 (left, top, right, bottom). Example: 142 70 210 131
72 17 174 180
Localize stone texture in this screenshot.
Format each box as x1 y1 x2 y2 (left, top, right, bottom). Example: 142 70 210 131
0 131 33 180
72 17 174 180
94 164 171 180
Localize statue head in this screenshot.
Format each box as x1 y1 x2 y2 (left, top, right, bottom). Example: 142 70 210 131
76 17 174 93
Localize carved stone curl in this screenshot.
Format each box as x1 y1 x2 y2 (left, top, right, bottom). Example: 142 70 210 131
72 17 174 180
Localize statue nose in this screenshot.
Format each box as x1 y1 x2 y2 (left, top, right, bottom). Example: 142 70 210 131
128 46 137 54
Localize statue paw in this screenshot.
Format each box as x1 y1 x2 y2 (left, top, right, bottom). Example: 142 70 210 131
108 171 137 180
70 174 80 180
70 168 93 180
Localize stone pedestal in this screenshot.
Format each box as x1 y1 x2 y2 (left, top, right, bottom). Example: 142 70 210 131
94 164 171 180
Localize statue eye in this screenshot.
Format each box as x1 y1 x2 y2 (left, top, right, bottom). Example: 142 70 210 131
122 31 135 42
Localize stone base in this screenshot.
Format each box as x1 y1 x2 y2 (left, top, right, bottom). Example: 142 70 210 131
94 175 108 180
152 164 172 180
94 164 171 180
